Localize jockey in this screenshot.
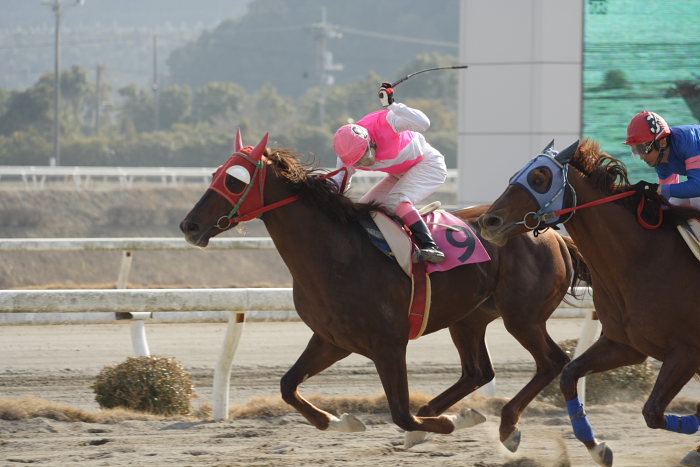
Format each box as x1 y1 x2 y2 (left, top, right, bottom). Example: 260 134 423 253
332 82 448 264
625 110 700 208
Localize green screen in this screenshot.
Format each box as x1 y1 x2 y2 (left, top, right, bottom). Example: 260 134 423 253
583 0 700 181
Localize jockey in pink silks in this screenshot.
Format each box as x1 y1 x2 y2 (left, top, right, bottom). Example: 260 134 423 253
332 83 448 264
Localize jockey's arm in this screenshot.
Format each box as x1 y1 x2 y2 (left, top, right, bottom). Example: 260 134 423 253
660 168 700 199
386 102 430 133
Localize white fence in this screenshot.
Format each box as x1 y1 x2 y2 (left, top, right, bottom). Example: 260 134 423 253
0 165 459 191
0 237 599 419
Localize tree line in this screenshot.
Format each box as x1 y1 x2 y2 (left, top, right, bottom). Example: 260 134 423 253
0 53 460 168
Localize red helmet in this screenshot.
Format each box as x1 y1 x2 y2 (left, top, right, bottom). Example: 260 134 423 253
624 111 671 145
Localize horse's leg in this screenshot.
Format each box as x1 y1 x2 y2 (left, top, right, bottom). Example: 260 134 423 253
497 318 570 452
642 348 699 430
373 348 455 436
280 332 362 432
560 335 646 467
642 348 700 466
405 314 492 447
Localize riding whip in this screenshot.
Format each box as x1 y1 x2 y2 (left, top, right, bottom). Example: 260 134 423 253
390 65 468 88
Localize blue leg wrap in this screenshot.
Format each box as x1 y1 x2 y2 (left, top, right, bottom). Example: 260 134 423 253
566 397 595 442
665 414 700 434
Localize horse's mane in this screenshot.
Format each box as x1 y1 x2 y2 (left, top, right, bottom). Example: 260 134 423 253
265 147 388 224
571 138 700 226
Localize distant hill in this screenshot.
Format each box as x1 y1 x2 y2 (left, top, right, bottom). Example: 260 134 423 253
168 0 460 97
0 0 253 90
1 0 459 99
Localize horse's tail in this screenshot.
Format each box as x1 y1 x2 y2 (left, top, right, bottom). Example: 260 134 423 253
561 234 592 299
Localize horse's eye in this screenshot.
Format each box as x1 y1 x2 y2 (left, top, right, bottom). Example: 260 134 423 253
225 165 251 194
527 167 552 194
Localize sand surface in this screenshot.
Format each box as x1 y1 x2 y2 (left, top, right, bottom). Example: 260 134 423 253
1 318 698 467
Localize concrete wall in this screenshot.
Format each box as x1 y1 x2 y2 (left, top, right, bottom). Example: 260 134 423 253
457 0 583 205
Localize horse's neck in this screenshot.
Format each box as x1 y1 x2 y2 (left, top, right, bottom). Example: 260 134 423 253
564 172 650 276
261 201 364 280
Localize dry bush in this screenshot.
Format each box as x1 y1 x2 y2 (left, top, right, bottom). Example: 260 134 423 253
0 397 160 423
537 339 657 405
92 356 194 415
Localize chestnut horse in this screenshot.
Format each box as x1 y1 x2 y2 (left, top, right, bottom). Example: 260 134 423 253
478 138 700 466
180 131 588 450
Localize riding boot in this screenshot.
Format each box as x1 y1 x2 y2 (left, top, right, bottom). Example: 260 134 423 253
407 218 446 264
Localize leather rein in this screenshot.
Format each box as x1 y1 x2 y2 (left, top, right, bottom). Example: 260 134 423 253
519 167 663 233
217 163 349 228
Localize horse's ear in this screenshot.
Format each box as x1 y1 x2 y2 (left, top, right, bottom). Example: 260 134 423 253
542 139 555 153
250 133 269 161
555 139 580 164
234 128 244 153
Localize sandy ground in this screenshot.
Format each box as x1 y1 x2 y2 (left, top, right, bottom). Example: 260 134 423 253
1 318 698 467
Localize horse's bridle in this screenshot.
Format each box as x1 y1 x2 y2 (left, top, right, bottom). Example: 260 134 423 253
508 140 662 232
208 146 348 229
508 152 577 234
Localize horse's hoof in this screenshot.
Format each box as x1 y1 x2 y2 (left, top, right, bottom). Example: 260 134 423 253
448 407 487 430
328 413 366 433
589 442 613 467
681 448 700 467
404 430 428 449
501 428 521 452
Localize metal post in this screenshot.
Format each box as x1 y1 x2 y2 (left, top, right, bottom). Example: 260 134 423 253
212 312 246 421
52 1 61 166
152 35 159 132
573 308 601 404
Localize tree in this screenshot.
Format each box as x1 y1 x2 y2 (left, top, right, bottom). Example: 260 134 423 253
159 85 192 130
191 81 245 123
0 76 54 136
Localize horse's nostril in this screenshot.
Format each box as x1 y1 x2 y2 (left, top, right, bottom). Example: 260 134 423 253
483 215 502 228
179 220 199 234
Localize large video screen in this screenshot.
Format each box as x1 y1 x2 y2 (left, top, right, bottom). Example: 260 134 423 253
583 0 700 181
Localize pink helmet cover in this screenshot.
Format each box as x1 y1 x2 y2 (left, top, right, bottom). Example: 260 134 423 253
334 124 370 166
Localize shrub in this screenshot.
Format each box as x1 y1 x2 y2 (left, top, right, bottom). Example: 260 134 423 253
92 356 193 415
537 339 657 405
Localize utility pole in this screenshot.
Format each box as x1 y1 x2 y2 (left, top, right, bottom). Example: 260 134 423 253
94 64 103 136
308 7 343 127
51 1 61 166
44 0 86 166
152 35 159 132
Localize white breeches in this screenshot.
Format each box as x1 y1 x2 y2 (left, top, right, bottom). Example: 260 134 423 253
359 153 447 213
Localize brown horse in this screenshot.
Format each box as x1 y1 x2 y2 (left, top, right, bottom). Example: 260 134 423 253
180 130 588 450
478 138 700 466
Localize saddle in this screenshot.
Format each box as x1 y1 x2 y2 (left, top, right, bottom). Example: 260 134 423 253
677 218 700 262
360 202 491 339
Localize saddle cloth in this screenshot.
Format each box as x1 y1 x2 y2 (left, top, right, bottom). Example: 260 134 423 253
364 204 491 339
677 218 700 262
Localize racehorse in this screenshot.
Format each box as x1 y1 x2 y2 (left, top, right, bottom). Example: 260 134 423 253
478 138 700 466
180 130 589 450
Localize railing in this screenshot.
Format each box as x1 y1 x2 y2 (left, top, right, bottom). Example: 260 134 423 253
0 165 459 191
0 237 600 417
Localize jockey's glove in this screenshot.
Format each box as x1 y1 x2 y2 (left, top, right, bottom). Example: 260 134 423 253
378 82 394 107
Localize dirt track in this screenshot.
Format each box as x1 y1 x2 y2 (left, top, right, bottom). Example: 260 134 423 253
1 319 698 467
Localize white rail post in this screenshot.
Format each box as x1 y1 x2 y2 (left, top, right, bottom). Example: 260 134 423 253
115 250 151 357
573 308 601 404
212 311 246 421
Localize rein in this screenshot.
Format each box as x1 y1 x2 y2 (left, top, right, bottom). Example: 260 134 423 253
526 188 663 232
219 165 349 227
